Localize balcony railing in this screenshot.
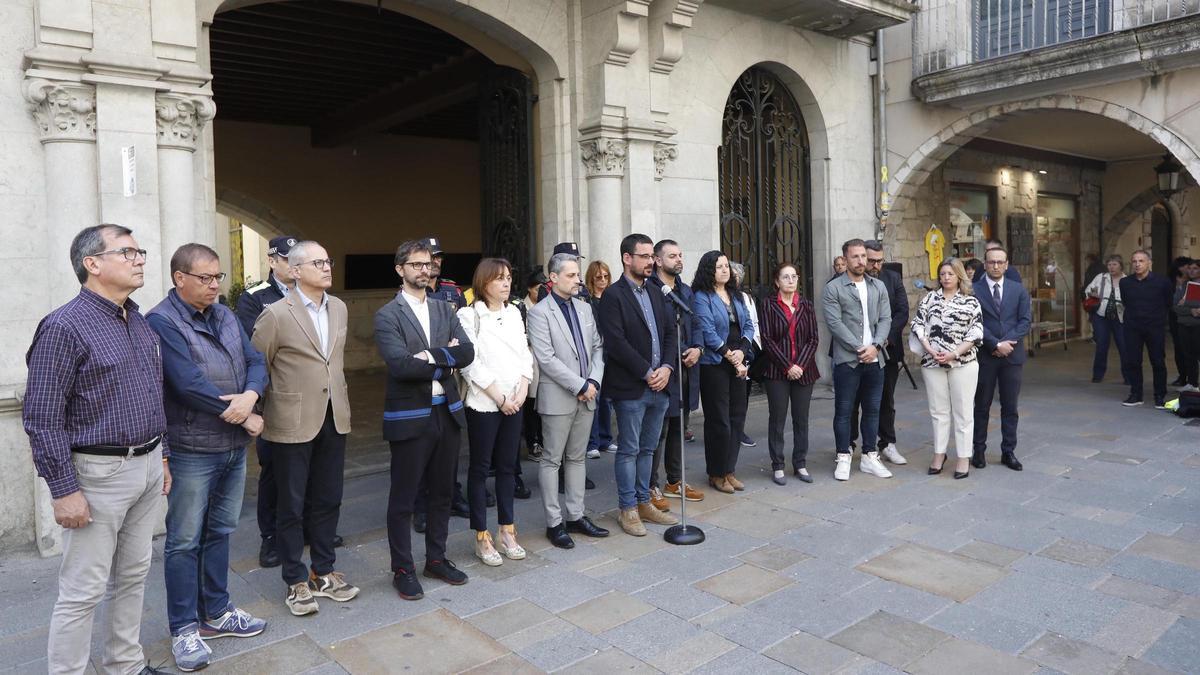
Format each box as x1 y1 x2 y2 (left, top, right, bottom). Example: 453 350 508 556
913 0 1200 76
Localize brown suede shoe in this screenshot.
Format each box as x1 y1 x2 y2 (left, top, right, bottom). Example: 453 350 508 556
665 481 705 501
618 507 647 536
649 487 670 512
725 474 745 491
638 501 679 526
709 475 734 494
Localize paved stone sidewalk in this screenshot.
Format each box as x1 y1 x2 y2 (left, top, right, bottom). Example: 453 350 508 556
2 347 1198 674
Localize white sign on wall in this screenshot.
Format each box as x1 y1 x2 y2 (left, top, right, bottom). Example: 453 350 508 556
121 146 137 197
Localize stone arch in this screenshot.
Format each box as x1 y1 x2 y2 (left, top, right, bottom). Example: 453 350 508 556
886 95 1200 219
216 187 303 240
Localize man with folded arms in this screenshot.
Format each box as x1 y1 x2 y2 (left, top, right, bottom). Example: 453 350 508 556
253 240 359 616
24 224 171 675
527 252 610 548
148 243 269 670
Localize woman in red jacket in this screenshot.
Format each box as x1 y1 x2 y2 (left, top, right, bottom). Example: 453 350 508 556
758 262 821 485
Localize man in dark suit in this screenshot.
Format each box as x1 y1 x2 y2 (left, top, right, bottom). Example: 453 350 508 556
374 239 476 600
849 240 910 464
597 233 679 536
973 245 1032 471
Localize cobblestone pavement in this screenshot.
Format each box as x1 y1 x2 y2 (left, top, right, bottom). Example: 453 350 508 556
2 346 1198 674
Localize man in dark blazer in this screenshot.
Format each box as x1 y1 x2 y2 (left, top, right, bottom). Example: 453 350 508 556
596 233 679 536
973 246 1032 471
374 239 475 600
850 240 910 464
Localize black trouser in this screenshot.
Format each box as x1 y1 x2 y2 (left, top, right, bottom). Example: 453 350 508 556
523 401 543 449
1123 322 1168 400
1170 311 1186 380
699 362 749 478
764 379 814 471
273 405 346 585
466 409 522 532
414 461 464 515
850 358 899 450
973 357 1023 457
387 404 459 572
1179 324 1200 387
255 438 277 540
652 414 683 488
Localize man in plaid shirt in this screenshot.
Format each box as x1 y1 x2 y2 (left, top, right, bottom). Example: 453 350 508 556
23 224 172 675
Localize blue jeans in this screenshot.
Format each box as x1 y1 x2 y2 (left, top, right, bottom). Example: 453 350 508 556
164 448 246 634
612 390 669 510
1091 313 1126 381
833 362 884 454
588 396 613 450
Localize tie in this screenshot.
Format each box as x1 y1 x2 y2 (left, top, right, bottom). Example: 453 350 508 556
992 282 1002 308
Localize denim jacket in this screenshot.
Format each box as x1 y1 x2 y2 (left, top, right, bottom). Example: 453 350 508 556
690 290 755 366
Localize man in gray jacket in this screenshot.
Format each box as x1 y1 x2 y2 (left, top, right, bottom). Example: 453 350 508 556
527 253 611 548
822 238 893 482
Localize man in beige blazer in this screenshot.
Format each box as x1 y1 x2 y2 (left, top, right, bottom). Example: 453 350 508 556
252 240 359 617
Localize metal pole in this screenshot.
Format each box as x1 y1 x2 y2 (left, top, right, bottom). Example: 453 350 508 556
664 311 704 546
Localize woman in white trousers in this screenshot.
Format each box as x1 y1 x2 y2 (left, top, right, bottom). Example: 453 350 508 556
910 258 983 479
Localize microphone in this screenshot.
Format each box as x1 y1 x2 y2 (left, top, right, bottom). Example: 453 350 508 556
660 283 693 315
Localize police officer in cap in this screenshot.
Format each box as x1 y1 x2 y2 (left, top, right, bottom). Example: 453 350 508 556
537 243 591 302
424 237 466 309
236 234 343 566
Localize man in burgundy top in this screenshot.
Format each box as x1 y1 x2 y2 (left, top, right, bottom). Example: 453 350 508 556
24 224 171 675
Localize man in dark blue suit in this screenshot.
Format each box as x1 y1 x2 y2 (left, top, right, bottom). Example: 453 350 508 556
973 246 1032 471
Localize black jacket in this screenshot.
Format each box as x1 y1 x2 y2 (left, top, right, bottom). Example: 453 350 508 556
596 274 678 402
235 272 288 338
878 268 909 363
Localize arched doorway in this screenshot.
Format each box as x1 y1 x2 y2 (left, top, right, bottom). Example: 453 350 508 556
718 66 812 296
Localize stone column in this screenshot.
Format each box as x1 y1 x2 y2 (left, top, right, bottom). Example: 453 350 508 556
156 93 215 269
24 79 99 309
580 137 628 270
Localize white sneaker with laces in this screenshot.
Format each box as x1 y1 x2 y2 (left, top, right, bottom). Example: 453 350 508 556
881 444 907 465
586 448 601 459
860 452 893 478
1181 384 1199 393
171 626 212 672
834 455 852 481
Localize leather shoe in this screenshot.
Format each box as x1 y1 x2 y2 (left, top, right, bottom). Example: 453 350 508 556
423 559 468 585
546 523 575 549
451 495 470 518
971 451 987 469
393 569 424 600
514 476 532 500
259 537 280 568
586 477 596 490
1001 454 1023 471
566 516 609 538
333 534 344 548
413 513 427 533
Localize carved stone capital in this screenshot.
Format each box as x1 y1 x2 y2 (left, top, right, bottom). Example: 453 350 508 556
155 94 216 152
580 138 628 178
23 79 96 144
653 142 678 181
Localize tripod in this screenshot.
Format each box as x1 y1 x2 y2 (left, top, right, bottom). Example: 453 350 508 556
664 310 705 546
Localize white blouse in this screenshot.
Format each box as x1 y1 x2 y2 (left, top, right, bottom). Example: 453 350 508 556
456 303 534 412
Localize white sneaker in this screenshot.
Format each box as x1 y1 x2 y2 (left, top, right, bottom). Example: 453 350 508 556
881 444 907 465
607 443 619 452
834 455 852 481
1181 384 1199 393
586 448 601 459
860 452 893 478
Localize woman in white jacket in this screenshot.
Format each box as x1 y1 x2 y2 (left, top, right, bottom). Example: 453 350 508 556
457 258 534 566
1084 254 1127 384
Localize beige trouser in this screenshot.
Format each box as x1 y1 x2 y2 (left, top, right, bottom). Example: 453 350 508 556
539 402 595 528
49 449 164 675
921 362 979 459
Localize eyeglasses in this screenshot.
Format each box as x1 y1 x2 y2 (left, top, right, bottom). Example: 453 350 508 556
629 253 654 260
297 258 334 270
404 262 433 271
180 271 227 285
92 247 148 262
866 258 884 265
778 274 799 281
985 260 1008 266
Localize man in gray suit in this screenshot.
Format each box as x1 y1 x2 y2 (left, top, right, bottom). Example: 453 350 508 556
822 238 893 482
527 253 611 549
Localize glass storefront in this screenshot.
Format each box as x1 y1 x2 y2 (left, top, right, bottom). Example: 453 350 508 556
948 185 995 266
1035 194 1080 339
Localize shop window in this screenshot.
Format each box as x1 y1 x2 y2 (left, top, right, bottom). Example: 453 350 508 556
948 185 995 267
1034 194 1081 341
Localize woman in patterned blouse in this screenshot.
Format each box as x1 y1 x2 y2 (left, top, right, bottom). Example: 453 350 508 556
910 258 983 479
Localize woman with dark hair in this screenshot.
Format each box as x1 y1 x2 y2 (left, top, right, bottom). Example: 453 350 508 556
963 258 984 283
458 258 534 566
758 262 820 485
691 251 754 494
584 261 616 458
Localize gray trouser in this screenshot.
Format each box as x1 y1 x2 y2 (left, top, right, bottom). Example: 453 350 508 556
538 403 595 527
49 449 164 675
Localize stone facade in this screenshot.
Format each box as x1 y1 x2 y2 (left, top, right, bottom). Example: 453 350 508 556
0 1 885 553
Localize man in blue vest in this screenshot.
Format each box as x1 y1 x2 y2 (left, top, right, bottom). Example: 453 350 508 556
148 244 269 671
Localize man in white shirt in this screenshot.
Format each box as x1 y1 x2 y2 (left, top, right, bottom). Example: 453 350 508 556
821 238 893 482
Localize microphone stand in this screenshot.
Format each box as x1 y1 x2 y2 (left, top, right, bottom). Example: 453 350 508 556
664 307 705 546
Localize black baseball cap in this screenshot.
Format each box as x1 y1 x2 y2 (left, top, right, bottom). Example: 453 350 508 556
553 242 583 257
422 237 444 256
267 236 298 257
526 266 549 287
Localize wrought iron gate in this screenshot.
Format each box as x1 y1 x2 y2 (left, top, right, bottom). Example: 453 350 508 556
479 66 536 278
718 67 812 297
